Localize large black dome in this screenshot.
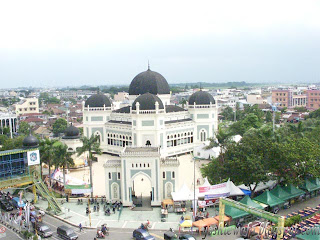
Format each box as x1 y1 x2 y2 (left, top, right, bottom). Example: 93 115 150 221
63 125 80 139
85 94 111 108
132 93 164 110
129 68 170 95
23 133 39 148
188 91 215 105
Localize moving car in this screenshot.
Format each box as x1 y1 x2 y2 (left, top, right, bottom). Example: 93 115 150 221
57 225 78 240
35 223 53 238
133 229 155 240
0 200 13 211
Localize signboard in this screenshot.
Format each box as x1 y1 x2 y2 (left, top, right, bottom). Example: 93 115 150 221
27 150 40 166
199 182 227 193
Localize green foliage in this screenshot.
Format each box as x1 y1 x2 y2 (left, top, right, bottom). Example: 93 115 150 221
265 111 272 123
1 135 25 151
18 121 30 135
39 92 61 104
294 106 308 112
284 215 301 227
221 106 234 121
77 134 102 162
0 127 10 136
52 118 67 136
202 114 320 196
307 108 320 119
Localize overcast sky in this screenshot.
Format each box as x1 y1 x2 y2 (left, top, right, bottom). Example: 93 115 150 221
0 0 319 88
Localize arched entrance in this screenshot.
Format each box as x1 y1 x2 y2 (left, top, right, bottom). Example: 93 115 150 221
131 172 152 209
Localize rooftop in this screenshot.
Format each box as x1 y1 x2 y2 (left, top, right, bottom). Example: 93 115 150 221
124 147 159 153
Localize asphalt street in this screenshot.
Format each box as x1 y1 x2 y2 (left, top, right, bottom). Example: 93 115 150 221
40 214 239 240
0 223 24 240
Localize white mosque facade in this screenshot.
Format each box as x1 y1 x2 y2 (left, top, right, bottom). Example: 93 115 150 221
81 67 218 206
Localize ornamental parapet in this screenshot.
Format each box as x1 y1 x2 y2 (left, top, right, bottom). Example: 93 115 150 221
160 157 180 166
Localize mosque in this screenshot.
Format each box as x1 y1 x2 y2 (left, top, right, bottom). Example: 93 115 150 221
80 66 218 206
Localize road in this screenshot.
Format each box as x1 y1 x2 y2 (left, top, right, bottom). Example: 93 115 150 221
40 214 241 240
0 223 24 240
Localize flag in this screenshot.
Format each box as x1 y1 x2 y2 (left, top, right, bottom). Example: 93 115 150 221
19 191 23 204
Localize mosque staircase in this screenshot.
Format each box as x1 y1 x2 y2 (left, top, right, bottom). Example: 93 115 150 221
32 177 62 214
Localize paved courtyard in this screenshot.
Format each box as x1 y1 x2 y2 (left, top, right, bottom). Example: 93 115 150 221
24 192 320 233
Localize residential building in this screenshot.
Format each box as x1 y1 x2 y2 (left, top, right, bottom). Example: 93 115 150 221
15 98 39 116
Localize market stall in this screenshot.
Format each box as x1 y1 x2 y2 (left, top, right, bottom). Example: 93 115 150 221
282 184 306 204
253 190 284 213
270 185 292 208
171 184 194 213
299 179 320 199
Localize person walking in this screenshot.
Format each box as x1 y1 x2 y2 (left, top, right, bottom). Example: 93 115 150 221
79 223 83 232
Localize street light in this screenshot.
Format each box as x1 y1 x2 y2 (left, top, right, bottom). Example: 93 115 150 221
268 102 279 133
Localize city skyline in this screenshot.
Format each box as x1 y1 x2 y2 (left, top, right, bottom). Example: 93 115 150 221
0 0 319 88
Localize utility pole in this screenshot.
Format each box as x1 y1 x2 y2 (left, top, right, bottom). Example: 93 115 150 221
89 156 93 198
193 156 196 219
272 109 275 133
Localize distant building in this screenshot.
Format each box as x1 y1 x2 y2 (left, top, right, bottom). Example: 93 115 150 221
246 94 266 105
114 92 129 102
306 89 320 110
0 112 17 136
271 89 292 108
15 98 39 116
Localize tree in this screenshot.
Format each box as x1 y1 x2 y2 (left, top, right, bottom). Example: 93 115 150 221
39 139 58 185
265 111 272 123
1 135 25 151
53 142 74 189
221 106 234 121
206 127 233 162
77 135 102 197
18 121 30 135
52 118 67 136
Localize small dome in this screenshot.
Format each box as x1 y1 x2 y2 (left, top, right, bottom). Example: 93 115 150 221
188 90 215 105
23 133 39 148
129 68 170 95
63 125 80 139
132 93 164 110
85 94 111 108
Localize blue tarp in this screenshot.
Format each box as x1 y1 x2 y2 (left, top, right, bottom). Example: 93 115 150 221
240 188 251 196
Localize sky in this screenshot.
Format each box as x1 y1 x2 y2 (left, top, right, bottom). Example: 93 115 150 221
0 0 319 88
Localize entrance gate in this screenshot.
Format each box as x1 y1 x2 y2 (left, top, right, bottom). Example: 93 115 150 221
218 198 285 240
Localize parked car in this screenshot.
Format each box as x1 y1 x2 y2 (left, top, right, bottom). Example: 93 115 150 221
57 225 78 240
0 200 13 211
35 223 53 238
133 229 155 240
11 197 26 209
179 234 196 240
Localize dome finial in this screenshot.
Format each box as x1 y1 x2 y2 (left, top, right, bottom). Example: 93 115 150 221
148 60 150 70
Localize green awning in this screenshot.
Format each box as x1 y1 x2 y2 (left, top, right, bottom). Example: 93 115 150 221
300 179 320 192
253 190 284 207
270 185 292 201
310 178 320 188
296 226 320 240
224 205 249 219
282 184 305 198
239 195 264 209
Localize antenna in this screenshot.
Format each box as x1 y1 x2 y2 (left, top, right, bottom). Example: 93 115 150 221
148 60 150 70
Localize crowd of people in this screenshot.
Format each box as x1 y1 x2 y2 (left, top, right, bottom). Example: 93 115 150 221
84 196 123 216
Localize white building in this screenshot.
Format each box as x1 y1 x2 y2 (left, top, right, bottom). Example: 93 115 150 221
82 67 219 206
15 98 39 116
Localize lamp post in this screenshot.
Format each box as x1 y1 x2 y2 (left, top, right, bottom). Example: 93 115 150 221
193 156 196 219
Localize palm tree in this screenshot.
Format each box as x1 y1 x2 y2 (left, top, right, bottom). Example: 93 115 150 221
205 127 233 162
53 142 74 189
39 138 58 186
77 135 102 198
